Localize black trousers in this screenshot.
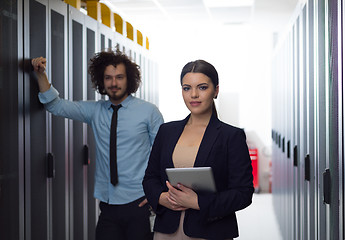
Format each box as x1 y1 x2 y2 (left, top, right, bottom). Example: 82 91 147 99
96 196 153 240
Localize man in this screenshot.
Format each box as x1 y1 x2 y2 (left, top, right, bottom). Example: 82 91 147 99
32 50 163 240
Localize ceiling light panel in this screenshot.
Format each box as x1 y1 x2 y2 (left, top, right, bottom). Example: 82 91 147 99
157 0 205 8
106 0 157 9
203 0 254 8
164 6 210 22
119 8 166 16
208 6 252 24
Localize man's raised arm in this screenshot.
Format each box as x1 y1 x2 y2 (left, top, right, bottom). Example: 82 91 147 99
32 57 50 93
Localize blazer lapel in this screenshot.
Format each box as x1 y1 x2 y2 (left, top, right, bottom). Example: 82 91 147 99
194 114 221 167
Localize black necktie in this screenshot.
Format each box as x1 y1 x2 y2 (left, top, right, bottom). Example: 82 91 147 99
110 104 122 186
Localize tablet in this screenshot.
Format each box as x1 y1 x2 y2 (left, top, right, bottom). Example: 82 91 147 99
165 167 216 192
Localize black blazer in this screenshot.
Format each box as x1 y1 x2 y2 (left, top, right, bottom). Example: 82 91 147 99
143 114 254 240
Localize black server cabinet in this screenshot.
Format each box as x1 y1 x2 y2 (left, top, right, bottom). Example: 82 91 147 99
85 14 99 240
272 1 340 239
328 0 341 239
50 1 69 240
0 0 23 239
298 6 309 240
306 1 316 239
293 16 302 240
25 0 69 239
316 1 327 239
1 0 156 239
71 17 85 240
25 1 102 239
287 31 294 240
27 0 50 239
68 5 99 240
69 7 86 240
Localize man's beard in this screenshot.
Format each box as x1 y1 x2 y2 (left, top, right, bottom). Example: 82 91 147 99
108 90 127 101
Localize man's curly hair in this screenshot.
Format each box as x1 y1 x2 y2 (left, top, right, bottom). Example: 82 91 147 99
88 49 141 95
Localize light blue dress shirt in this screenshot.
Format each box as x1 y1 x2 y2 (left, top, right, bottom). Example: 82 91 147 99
39 86 164 204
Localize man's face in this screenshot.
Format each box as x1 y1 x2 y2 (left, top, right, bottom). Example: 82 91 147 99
103 63 128 105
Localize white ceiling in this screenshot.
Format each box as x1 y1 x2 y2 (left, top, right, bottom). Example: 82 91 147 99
103 0 300 33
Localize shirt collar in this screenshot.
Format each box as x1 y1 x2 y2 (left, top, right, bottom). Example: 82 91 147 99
107 94 133 110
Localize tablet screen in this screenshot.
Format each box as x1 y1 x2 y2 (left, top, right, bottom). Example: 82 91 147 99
165 167 216 192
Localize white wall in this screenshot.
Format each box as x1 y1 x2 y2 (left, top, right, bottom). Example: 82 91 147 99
146 22 274 192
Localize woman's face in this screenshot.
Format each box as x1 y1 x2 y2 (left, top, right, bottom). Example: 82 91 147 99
181 72 219 116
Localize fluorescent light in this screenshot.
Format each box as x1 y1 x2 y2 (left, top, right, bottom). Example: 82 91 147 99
203 0 255 8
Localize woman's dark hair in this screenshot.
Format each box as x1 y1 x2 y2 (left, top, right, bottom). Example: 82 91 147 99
180 59 219 88
180 60 219 116
88 49 141 95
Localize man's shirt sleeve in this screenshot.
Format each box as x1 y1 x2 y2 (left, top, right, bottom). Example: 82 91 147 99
38 85 96 125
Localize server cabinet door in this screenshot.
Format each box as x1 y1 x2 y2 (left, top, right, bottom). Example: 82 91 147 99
315 1 327 239
68 6 95 240
327 1 341 239
0 0 23 239
70 10 85 240
287 31 294 240
49 1 69 239
306 1 316 239
85 14 99 240
27 1 50 239
299 6 309 240
293 17 301 240
28 1 69 239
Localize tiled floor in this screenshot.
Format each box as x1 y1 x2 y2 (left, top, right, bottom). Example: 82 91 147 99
236 193 283 240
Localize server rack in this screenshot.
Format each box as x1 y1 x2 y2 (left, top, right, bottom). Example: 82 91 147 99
0 0 158 239
84 10 99 240
0 0 24 239
315 0 327 239
272 0 343 239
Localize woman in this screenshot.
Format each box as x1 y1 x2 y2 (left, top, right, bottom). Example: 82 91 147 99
143 60 254 240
